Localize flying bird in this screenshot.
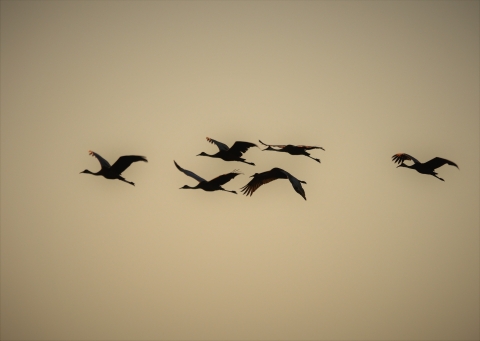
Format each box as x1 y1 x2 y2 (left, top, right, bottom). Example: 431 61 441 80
392 153 459 181
197 137 258 165
174 160 241 194
259 140 324 163
80 150 147 186
240 167 307 200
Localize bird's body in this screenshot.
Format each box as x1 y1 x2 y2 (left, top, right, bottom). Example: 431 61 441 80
392 153 458 181
81 150 147 186
197 137 257 165
174 161 241 194
259 140 324 163
240 167 307 200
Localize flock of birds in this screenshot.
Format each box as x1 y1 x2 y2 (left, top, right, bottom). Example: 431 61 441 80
81 137 459 200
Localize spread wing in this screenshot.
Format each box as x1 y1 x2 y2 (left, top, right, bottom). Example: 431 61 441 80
229 141 258 157
259 140 324 151
392 153 420 165
240 168 287 196
174 161 206 183
282 170 307 200
296 145 325 151
206 137 229 151
258 140 286 149
88 150 111 169
208 171 242 187
110 155 147 174
423 157 459 170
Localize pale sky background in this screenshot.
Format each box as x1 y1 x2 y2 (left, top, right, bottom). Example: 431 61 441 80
1 1 479 340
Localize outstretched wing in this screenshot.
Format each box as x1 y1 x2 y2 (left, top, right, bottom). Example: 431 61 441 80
240 168 287 196
392 153 420 165
259 140 324 151
174 161 206 183
258 140 286 149
229 141 258 157
423 157 459 170
206 137 229 151
296 145 325 151
282 170 307 200
208 171 242 187
88 150 111 169
110 155 147 174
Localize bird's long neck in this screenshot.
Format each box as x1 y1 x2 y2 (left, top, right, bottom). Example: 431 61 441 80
398 163 415 169
199 152 216 158
263 146 282 152
82 169 101 176
181 185 198 189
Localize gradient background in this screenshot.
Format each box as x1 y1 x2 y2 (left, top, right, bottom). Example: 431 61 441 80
1 1 479 340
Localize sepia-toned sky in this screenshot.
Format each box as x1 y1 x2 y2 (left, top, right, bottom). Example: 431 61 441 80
1 1 479 340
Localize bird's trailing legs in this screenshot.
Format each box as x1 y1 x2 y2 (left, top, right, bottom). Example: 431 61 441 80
118 176 135 186
240 159 255 166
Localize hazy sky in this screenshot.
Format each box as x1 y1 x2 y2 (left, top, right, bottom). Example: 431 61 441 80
1 1 479 340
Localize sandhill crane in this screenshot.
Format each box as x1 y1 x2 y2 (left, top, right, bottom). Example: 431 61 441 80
80 150 147 186
174 161 241 194
392 153 459 181
197 137 258 166
259 140 324 163
240 168 307 200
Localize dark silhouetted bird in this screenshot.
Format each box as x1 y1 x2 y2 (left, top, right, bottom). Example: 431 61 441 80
240 167 307 200
80 150 147 186
197 137 257 165
259 140 324 163
392 153 459 181
174 161 241 194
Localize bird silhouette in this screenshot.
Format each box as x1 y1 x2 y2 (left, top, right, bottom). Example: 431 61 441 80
197 137 258 165
80 150 147 186
259 140 324 163
240 167 307 200
392 153 459 181
174 160 241 194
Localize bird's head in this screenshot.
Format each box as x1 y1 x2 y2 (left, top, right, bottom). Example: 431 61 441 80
80 169 93 174
197 152 208 157
250 173 259 178
179 185 192 189
262 146 275 151
396 163 407 168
